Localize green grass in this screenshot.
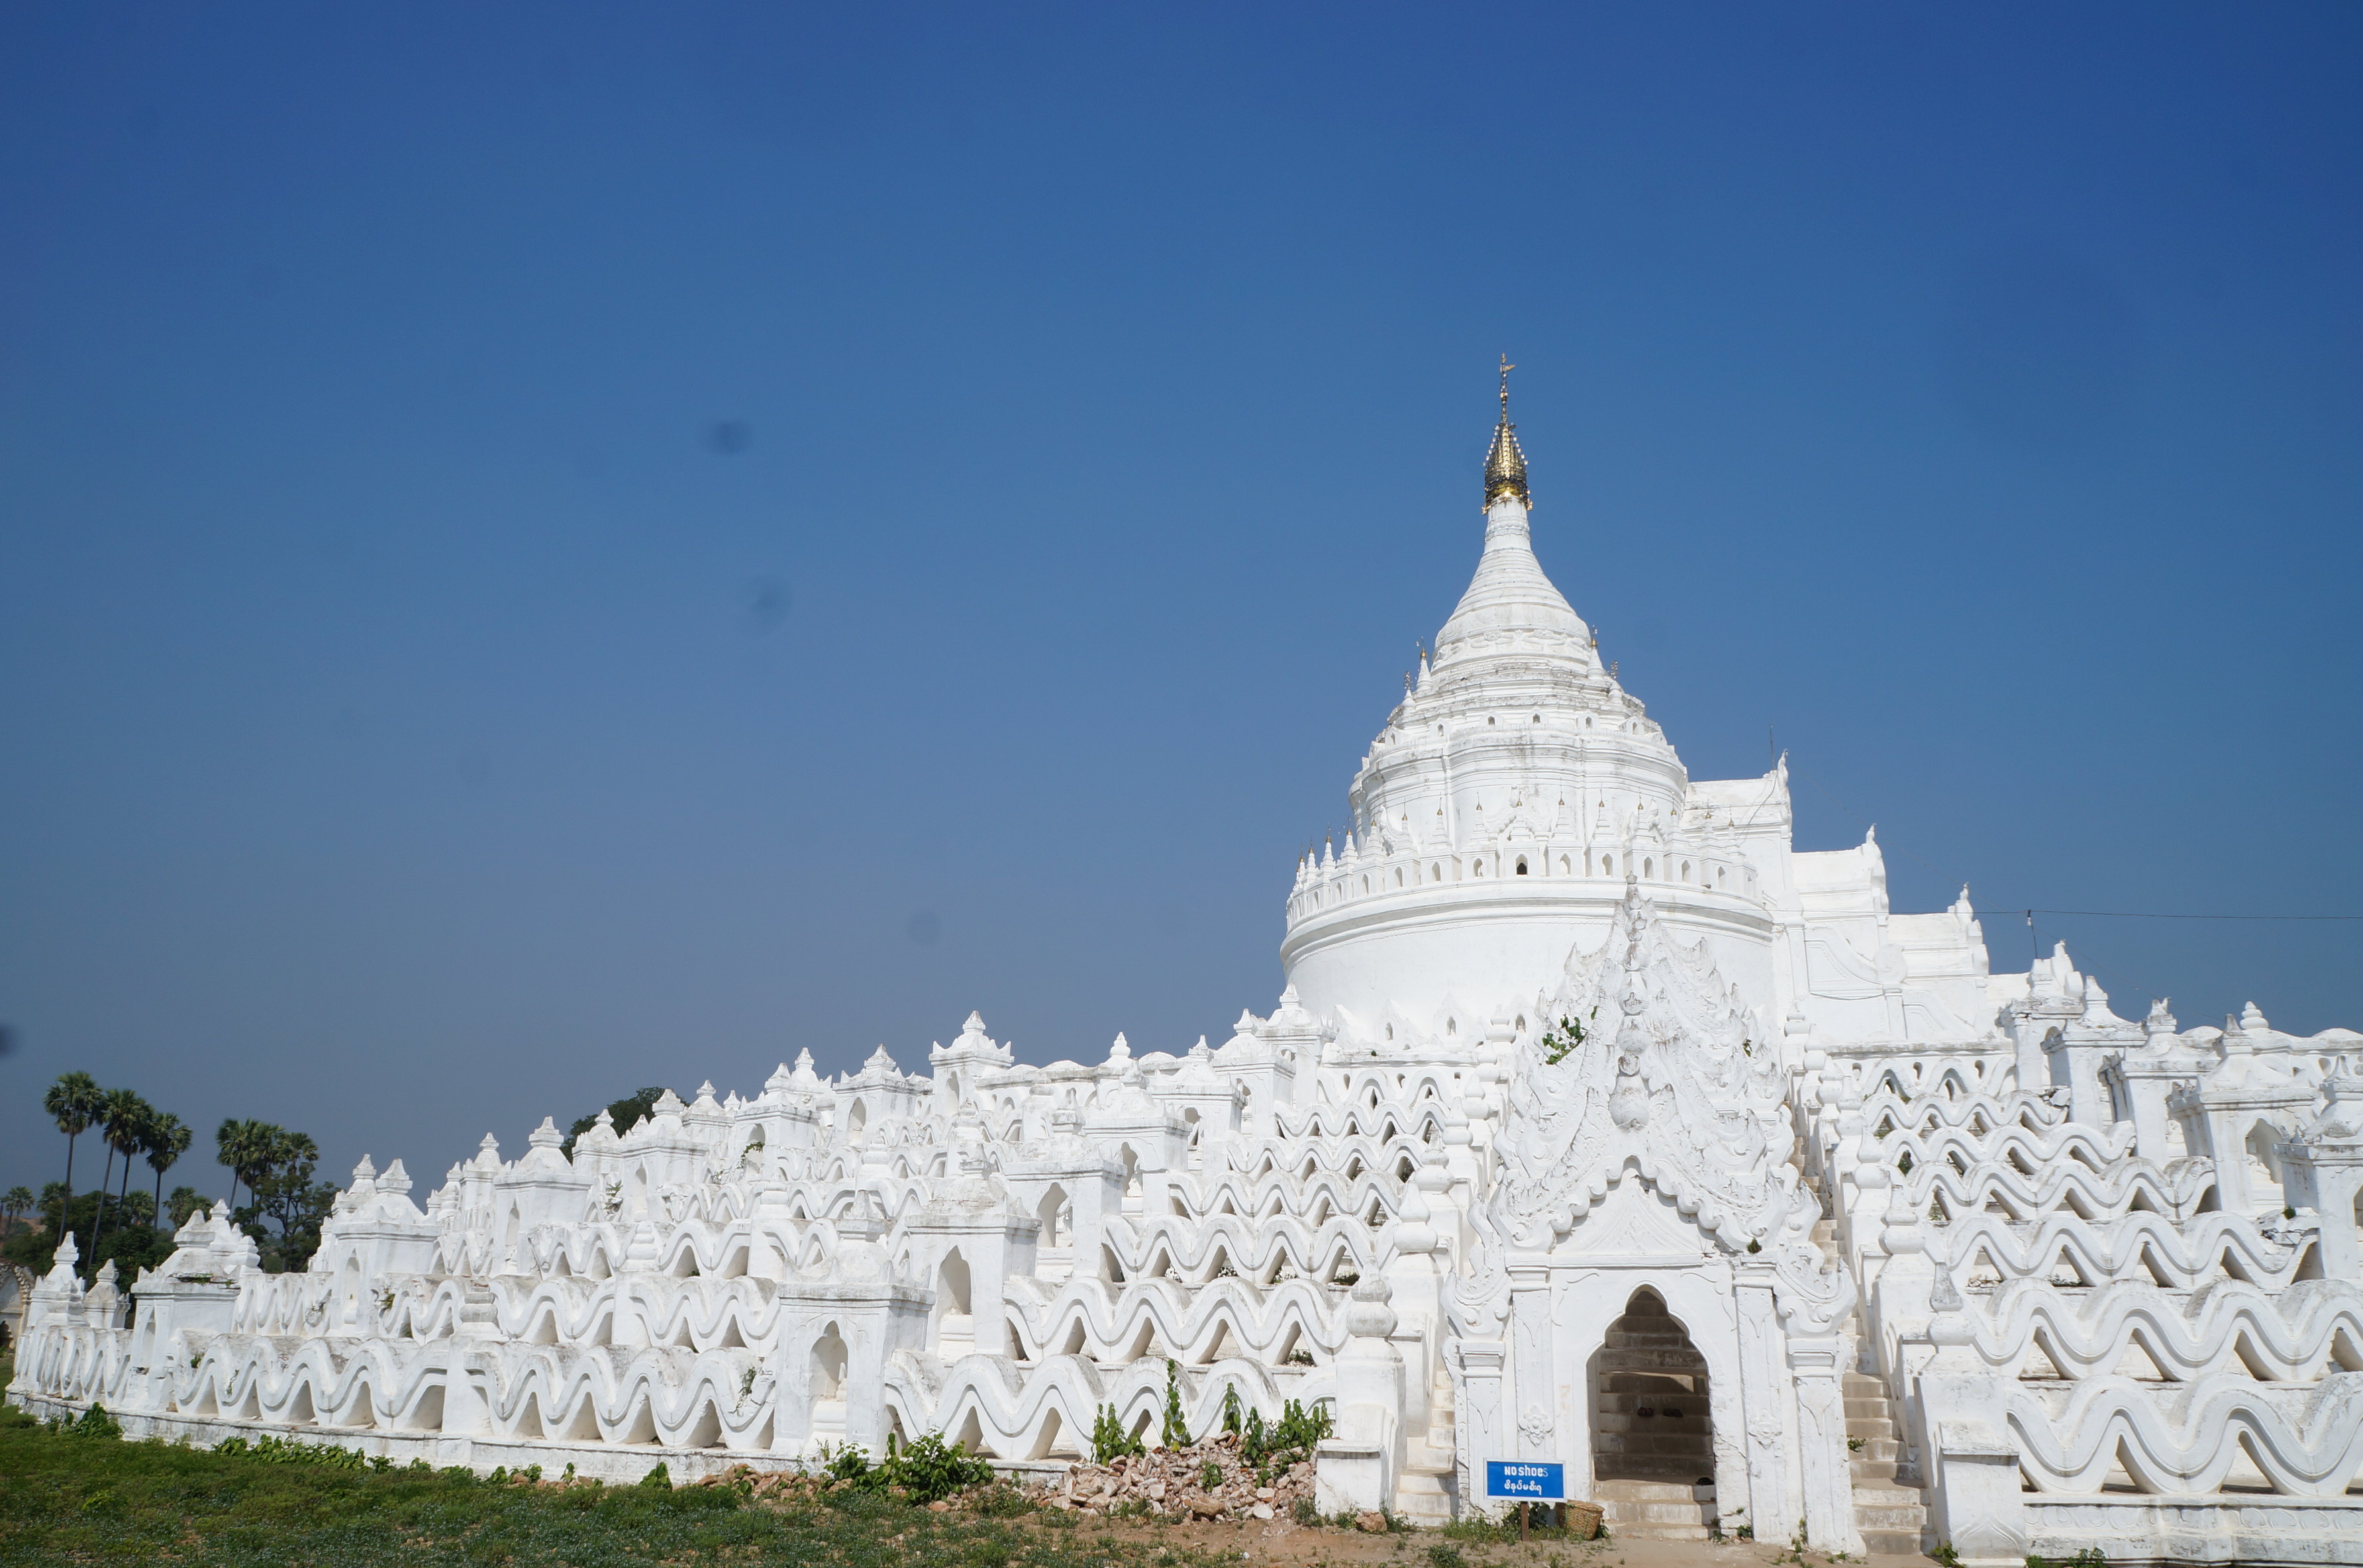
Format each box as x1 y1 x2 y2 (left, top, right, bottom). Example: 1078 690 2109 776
0 1404 1223 1567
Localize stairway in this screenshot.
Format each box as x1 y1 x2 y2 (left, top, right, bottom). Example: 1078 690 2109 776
1393 1370 1458 1524
1813 1186 1931 1556
1380 1369 1455 1520
1591 1291 1719 1540
1844 1343 1930 1554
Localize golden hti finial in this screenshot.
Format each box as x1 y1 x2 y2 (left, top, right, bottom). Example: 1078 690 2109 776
1483 354 1530 509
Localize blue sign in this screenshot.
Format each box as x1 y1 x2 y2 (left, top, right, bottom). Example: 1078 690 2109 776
1485 1461 1566 1500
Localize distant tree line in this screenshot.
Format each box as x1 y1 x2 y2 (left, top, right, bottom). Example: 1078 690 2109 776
6 1071 336 1281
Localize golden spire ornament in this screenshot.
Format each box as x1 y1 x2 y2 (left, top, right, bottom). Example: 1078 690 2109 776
1483 354 1530 509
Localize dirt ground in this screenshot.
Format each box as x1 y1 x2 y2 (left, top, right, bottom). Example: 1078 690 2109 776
1048 1513 1935 1568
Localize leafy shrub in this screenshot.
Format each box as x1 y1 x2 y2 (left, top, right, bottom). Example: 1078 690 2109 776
66 1404 122 1442
1159 1359 1190 1449
230 1434 365 1469
823 1432 994 1504
1090 1403 1144 1465
876 1432 994 1504
1197 1461 1223 1491
1238 1398 1332 1473
639 1461 672 1490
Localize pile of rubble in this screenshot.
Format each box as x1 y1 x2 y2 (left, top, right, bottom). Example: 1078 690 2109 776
1046 1434 1317 1522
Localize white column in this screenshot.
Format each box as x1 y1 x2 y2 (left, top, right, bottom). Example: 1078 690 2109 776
1785 1336 1864 1555
1733 1269 1790 1543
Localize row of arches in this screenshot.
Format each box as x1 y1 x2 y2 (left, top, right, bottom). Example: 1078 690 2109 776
1309 846 1742 910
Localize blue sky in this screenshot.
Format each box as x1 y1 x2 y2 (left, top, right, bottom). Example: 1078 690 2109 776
3 3 2358 1204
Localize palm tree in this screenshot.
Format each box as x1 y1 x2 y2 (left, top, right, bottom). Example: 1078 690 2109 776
166 1186 207 1228
1 1186 31 1239
42 1071 103 1243
89 1089 150 1267
145 1112 193 1235
216 1118 272 1214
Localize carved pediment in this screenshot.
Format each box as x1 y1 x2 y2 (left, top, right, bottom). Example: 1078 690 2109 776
1490 884 1808 1254
1558 1172 1711 1259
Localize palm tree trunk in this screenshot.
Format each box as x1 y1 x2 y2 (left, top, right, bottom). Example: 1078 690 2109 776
89 1146 116 1268
59 1130 77 1240
154 1167 166 1233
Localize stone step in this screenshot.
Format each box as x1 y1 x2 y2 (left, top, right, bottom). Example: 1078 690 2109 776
1593 1479 1717 1541
1596 1463 1717 1483
1859 1527 1927 1556
1597 1481 1715 1502
1852 1485 1929 1540
1594 1439 1715 1462
1592 1416 1713 1439
1595 1346 1715 1371
1597 1388 1711 1407
1393 1467 1454 1526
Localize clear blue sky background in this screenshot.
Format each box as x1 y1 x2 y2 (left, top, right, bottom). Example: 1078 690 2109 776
3 3 2358 1206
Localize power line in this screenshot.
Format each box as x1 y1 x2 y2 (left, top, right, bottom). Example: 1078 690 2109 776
2020 908 2363 922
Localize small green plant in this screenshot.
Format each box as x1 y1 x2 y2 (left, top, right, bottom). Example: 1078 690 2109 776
1539 1015 1587 1065
638 1461 672 1490
1847 1436 1866 1453
1221 1383 1244 1436
66 1404 123 1442
1160 1358 1191 1449
213 1434 366 1468
1428 1545 1468 1568
1091 1402 1144 1465
1928 1543 1961 1568
1198 1461 1224 1491
1293 1496 1321 1525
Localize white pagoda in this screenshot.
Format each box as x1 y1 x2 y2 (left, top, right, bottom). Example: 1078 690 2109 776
15 376 2363 1565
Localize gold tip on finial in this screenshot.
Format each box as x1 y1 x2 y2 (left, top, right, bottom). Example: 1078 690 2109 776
1484 355 1529 508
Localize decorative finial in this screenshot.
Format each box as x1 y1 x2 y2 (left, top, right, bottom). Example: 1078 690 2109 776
1483 356 1529 508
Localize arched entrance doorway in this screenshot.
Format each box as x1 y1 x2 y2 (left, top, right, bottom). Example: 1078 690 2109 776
1589 1287 1716 1539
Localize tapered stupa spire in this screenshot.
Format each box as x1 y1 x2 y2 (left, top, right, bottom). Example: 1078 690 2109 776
1483 354 1529 508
